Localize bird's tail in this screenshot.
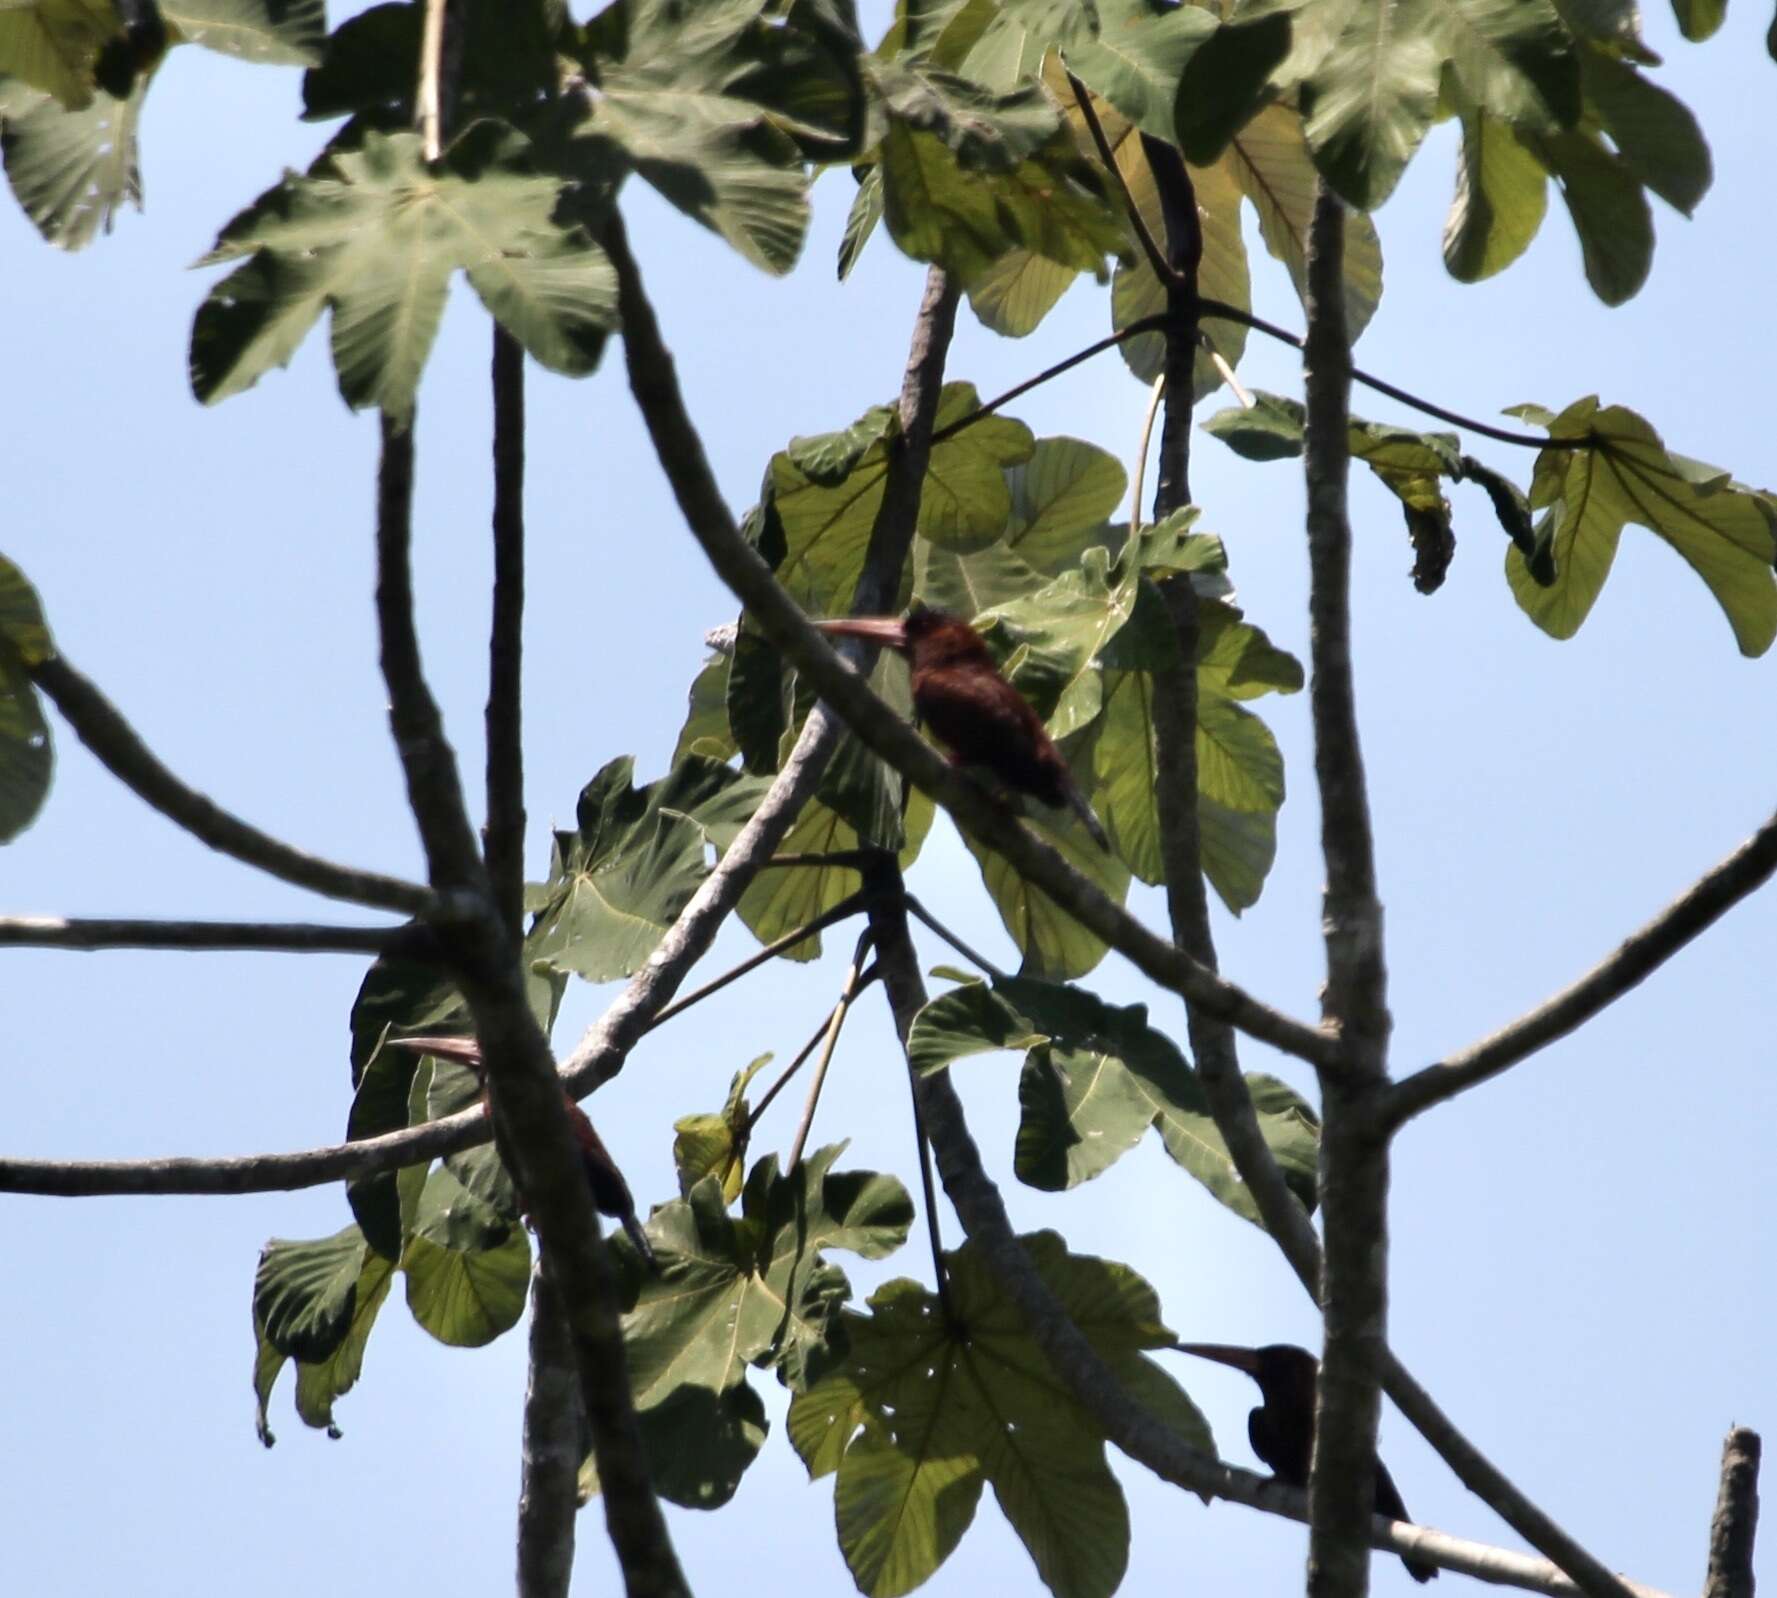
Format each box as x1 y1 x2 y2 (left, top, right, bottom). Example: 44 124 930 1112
620 1211 661 1274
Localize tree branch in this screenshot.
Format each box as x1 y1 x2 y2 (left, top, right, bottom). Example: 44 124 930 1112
1703 1427 1760 1598
486 324 528 939
0 915 404 953
1387 809 1777 1127
374 412 688 1598
601 209 1334 1069
1301 182 1390 1598
517 1259 581 1598
21 653 431 916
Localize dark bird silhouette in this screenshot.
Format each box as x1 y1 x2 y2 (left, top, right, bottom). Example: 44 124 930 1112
389 1034 658 1271
1177 1342 1437 1583
816 604 1110 850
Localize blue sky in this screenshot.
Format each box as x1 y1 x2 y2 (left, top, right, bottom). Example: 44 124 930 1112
5 4 1773 1595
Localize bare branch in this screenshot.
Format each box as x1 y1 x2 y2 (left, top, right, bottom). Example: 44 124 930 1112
1704 1426 1760 1598
602 208 1333 1069
1388 810 1777 1127
22 653 431 916
517 1260 581 1598
1301 180 1390 1598
903 893 1007 982
783 928 874 1172
375 414 688 1598
0 916 404 953
415 0 448 160
486 325 528 938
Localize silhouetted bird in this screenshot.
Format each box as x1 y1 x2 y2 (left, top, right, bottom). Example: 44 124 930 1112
389 1034 657 1270
1177 1342 1436 1583
816 605 1109 849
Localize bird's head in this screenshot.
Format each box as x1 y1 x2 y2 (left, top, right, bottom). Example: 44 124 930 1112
814 604 987 667
1176 1342 1320 1411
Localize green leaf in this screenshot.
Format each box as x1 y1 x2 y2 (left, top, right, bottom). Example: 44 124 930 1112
790 1235 1192 1598
1668 0 1726 39
672 1053 771 1204
1526 126 1651 305
254 1225 370 1363
1109 123 1251 393
401 1167 531 1347
1201 389 1306 461
0 552 53 843
965 245 1077 337
1066 0 1216 139
871 58 1125 289
1429 0 1579 132
163 0 323 64
0 0 121 106
830 132 881 263
1506 399 1777 655
1576 45 1711 216
1299 0 1443 210
529 754 770 982
1173 11 1291 164
1001 437 1128 571
1152 1070 1320 1223
1197 796 1279 915
0 71 144 249
673 646 739 765
1224 103 1383 343
582 1379 772 1510
1443 110 1547 280
292 1251 395 1436
191 122 616 419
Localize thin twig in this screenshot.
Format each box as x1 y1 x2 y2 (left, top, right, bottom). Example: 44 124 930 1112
642 891 870 1032
0 916 404 953
758 849 890 871
903 893 1006 981
928 303 1589 452
486 325 527 939
1301 180 1390 1598
516 1260 581 1598
783 929 874 1172
22 653 431 916
1142 135 1202 518
745 993 872 1135
375 414 688 1598
1065 70 1177 290
1703 1427 1760 1598
1130 372 1165 536
1388 808 1777 1127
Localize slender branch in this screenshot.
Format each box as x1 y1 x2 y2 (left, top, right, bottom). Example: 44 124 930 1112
903 893 1006 981
1065 71 1177 290
1301 180 1390 1598
376 415 687 1598
1703 1427 1760 1598
486 325 528 939
21 653 431 916
929 303 1588 452
642 891 869 1033
1130 373 1166 536
0 915 404 953
1141 134 1202 518
759 849 889 871
745 997 864 1134
783 929 874 1172
516 1260 581 1598
605 209 1333 1068
1388 808 1777 1127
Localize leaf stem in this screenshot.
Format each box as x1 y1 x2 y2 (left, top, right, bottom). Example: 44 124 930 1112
783 928 875 1172
486 325 527 939
902 893 1006 981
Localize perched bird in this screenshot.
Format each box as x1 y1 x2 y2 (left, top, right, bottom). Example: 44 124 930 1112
1177 1342 1436 1583
815 604 1110 850
389 1034 658 1271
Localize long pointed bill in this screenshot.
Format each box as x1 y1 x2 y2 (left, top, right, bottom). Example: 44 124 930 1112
385 1034 485 1072
1175 1343 1263 1376
814 616 911 650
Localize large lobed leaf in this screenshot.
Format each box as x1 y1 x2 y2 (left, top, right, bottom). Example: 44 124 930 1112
191 121 618 419
911 975 1320 1222
788 1233 1213 1598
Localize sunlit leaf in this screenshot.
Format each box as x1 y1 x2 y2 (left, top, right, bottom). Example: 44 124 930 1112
401 1166 531 1347
254 1225 370 1363
1443 110 1547 281
0 70 144 248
